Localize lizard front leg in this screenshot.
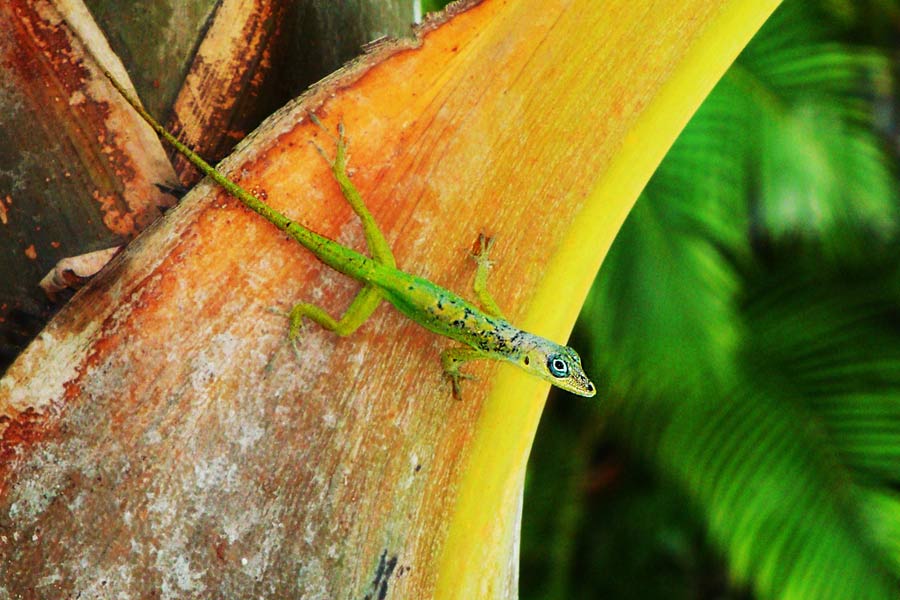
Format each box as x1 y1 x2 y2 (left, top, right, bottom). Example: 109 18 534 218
441 347 486 399
470 233 505 319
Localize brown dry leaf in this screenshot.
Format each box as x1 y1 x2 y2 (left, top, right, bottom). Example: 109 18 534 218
38 246 122 300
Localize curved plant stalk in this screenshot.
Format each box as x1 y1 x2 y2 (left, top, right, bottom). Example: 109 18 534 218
0 0 779 597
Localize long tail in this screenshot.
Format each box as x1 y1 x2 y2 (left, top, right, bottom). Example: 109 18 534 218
99 66 339 261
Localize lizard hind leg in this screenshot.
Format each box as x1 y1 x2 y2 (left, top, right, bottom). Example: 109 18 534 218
470 233 506 319
308 115 396 269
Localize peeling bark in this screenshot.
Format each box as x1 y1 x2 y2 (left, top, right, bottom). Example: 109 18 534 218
0 0 177 369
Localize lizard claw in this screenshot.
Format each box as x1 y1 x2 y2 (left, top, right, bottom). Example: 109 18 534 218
267 306 305 361
469 233 495 269
444 370 479 401
308 113 340 144
307 114 349 170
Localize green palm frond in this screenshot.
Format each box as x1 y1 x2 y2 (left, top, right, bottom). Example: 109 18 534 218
657 381 895 598
547 0 900 598
741 252 900 485
588 249 900 597
739 4 895 243
859 488 900 573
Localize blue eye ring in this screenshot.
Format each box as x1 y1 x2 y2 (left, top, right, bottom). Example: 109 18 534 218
547 355 569 378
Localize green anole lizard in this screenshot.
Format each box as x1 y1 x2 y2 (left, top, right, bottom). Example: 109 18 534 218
102 69 596 399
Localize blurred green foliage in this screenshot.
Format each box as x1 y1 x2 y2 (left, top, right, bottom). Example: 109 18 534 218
523 1 900 599
420 0 451 16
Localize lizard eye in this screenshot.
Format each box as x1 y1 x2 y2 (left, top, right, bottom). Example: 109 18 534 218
547 355 569 378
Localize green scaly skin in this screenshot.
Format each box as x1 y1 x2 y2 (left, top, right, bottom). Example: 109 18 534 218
104 69 596 398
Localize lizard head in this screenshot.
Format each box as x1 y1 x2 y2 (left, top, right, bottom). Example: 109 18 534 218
518 339 596 397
